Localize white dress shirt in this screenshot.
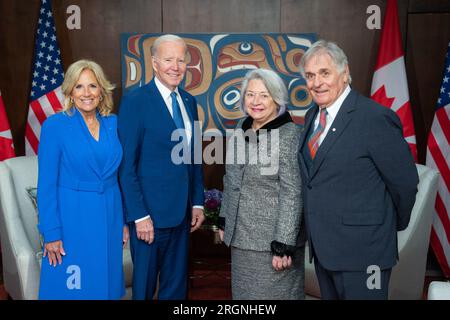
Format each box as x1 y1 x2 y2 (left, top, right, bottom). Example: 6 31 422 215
154 77 192 143
312 85 351 145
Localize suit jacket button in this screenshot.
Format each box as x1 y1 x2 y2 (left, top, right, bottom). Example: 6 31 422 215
307 184 312 189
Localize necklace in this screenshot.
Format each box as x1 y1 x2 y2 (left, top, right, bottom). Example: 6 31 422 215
86 119 99 141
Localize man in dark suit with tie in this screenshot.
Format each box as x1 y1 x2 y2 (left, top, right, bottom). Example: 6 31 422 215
298 40 419 299
118 34 205 300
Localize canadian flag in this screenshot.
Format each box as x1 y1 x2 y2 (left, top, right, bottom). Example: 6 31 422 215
0 90 15 161
371 0 417 162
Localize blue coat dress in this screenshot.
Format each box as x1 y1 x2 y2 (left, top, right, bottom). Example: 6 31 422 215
37 108 125 300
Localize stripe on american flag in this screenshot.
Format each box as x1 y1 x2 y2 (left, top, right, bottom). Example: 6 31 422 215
426 106 450 278
25 0 64 155
426 39 450 278
435 193 450 241
25 87 63 154
25 123 40 155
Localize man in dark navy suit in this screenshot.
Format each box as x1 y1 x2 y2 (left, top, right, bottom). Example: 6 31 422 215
118 34 204 300
298 40 418 299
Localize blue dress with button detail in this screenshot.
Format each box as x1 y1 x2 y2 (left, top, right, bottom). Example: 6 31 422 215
37 108 125 299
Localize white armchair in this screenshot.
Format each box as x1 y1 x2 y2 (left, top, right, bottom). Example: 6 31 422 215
0 156 133 300
427 281 450 300
304 164 440 300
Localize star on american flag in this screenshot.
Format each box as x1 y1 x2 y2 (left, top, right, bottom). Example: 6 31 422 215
25 0 64 155
426 42 450 278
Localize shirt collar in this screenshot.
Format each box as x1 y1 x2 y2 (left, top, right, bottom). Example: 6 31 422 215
322 85 351 119
154 76 180 101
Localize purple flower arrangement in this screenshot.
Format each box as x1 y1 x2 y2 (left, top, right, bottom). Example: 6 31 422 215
204 188 223 226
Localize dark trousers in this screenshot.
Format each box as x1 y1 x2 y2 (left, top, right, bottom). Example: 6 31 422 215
314 258 392 300
129 216 190 300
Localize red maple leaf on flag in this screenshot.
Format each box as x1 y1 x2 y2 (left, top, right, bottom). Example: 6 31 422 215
371 85 396 109
371 0 417 162
0 91 15 160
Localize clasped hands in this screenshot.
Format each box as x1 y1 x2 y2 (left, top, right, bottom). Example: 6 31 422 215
272 255 292 271
218 230 292 271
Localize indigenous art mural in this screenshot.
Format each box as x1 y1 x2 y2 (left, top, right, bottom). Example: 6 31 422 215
121 33 317 132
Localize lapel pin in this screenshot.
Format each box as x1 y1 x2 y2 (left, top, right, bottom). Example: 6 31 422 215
332 128 336 132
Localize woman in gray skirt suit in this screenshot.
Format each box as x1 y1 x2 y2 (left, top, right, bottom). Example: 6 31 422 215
218 68 305 300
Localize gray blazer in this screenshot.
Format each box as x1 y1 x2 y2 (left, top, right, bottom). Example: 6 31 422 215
220 115 305 252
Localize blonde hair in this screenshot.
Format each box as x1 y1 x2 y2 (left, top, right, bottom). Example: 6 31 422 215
61 59 115 116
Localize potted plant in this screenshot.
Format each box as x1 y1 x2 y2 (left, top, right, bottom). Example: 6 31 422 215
202 188 223 243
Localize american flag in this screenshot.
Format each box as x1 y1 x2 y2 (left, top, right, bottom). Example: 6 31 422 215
371 0 418 162
426 42 450 278
25 0 64 155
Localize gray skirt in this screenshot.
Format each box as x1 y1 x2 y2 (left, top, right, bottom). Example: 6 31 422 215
231 246 305 300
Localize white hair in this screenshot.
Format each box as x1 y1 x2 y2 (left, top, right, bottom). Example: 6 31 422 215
299 39 352 84
239 68 288 116
151 34 187 57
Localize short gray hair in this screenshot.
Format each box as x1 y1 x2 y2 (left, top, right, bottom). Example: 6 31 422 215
299 40 352 84
239 68 288 116
151 34 187 57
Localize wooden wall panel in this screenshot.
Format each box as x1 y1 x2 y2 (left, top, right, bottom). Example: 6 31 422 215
0 0 448 164
162 0 280 32
1 0 449 282
281 0 409 96
409 0 450 13
52 0 162 108
0 0 41 156
160 0 281 190
406 13 450 163
0 0 162 155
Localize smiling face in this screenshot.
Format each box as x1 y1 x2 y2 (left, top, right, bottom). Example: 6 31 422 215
70 69 101 116
244 79 278 129
303 52 349 108
152 40 187 91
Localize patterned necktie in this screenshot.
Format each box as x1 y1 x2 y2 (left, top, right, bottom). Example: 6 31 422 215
170 91 185 130
307 107 327 159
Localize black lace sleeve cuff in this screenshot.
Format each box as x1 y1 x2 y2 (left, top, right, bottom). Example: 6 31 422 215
217 217 225 230
270 240 296 258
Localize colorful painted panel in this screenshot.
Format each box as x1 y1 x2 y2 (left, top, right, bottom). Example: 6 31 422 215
121 33 317 132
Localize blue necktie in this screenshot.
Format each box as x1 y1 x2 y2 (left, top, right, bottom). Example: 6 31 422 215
170 91 185 130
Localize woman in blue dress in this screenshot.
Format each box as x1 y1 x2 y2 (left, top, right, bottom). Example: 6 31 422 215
37 59 128 299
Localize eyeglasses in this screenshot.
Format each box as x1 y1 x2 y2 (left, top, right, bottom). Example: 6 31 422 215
245 91 272 101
